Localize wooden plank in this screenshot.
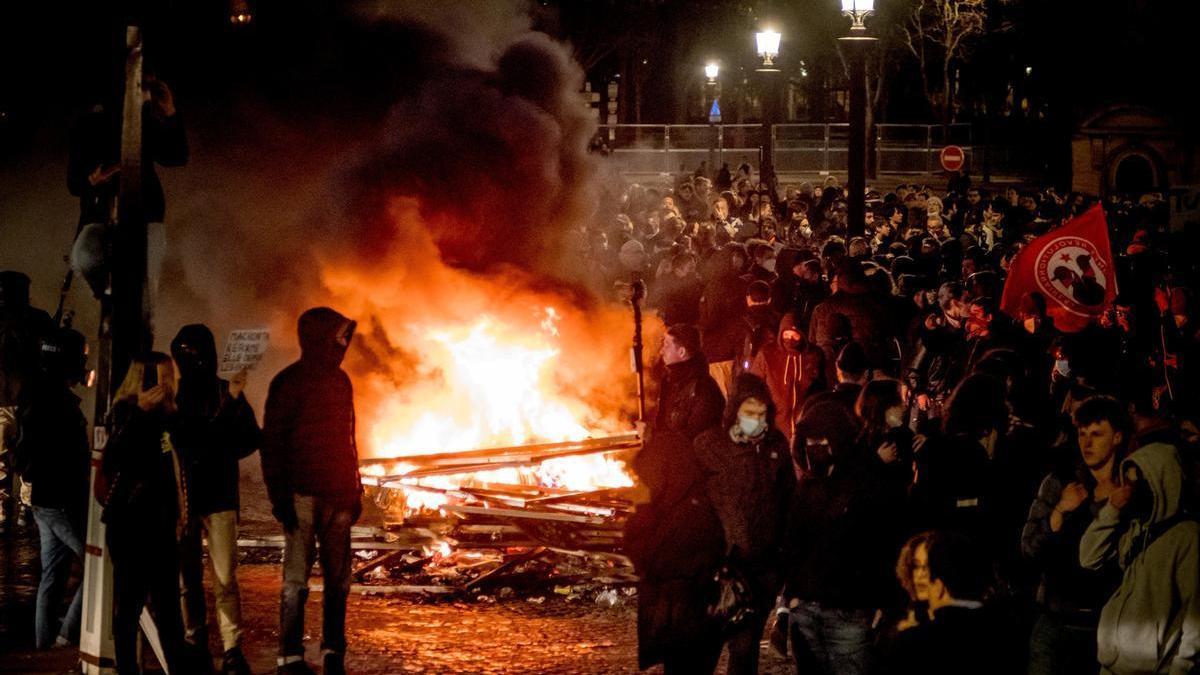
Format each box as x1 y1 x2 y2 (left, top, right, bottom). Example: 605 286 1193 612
443 504 607 525
358 434 640 468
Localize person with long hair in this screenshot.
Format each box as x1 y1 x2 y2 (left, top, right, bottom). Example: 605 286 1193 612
856 378 916 489
101 352 189 674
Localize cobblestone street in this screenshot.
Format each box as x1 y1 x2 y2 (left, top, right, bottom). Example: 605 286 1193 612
1 526 792 674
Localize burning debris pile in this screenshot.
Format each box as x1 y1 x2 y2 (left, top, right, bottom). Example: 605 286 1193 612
350 434 643 601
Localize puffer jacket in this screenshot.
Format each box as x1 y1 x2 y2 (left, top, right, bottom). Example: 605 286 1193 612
1079 443 1199 675
261 308 361 511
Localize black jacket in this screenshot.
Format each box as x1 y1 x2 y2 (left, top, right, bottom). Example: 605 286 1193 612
0 304 55 407
101 401 184 532
173 379 261 516
693 380 795 568
66 105 188 225
261 309 361 510
783 452 906 609
648 357 724 448
13 383 89 520
884 605 1015 675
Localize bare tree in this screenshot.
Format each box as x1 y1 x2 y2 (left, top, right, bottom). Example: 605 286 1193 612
901 0 989 124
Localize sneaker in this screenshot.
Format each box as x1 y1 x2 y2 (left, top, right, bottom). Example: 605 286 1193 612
222 646 252 675
276 659 317 675
322 652 346 675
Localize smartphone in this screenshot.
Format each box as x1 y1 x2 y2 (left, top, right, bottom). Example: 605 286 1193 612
143 363 159 390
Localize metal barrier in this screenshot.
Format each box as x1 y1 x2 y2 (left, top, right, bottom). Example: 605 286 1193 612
598 123 975 176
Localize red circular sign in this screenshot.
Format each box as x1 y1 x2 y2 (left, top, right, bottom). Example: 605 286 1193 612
940 145 965 172
1034 236 1110 317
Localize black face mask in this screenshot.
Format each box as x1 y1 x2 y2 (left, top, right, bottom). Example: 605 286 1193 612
173 343 214 380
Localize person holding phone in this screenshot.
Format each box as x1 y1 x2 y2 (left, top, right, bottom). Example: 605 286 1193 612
101 352 189 675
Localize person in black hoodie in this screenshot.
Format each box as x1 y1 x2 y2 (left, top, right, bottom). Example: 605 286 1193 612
784 399 904 675
693 374 795 675
627 328 726 674
170 325 261 675
13 328 90 649
262 308 360 675
101 352 189 675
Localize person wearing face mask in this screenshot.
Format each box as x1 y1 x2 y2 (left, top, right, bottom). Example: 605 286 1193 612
740 241 778 284
750 313 826 444
782 399 905 675
262 308 361 675
1079 442 1199 675
731 281 779 384
693 375 795 675
170 325 261 675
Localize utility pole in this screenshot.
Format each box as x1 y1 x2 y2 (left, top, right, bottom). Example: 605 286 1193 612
81 25 168 675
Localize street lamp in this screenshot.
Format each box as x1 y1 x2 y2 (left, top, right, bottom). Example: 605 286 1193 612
838 0 878 237
756 29 781 67
705 62 720 83
841 0 875 31
755 29 782 195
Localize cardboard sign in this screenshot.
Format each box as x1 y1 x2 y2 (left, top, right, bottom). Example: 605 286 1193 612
219 329 270 376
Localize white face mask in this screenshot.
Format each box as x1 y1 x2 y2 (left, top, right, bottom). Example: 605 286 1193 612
737 414 767 438
1054 359 1071 378
761 258 777 273
885 407 905 429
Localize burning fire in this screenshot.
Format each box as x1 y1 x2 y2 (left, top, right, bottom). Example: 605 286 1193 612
358 305 635 513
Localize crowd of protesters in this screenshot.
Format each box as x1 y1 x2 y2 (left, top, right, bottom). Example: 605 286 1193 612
620 164 1199 674
0 274 361 675
2 142 1198 675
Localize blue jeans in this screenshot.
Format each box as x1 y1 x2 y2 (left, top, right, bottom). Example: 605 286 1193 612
789 601 875 675
280 495 354 660
32 506 85 649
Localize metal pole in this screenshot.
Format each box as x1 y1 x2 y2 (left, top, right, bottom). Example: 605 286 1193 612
757 67 780 196
630 278 646 423
839 34 876 238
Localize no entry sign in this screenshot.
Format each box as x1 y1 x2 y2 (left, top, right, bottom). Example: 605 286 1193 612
940 145 966 172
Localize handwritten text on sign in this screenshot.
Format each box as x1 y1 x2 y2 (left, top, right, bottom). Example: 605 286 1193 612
220 329 270 376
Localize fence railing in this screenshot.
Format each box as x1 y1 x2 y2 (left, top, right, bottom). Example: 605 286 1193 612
597 123 977 176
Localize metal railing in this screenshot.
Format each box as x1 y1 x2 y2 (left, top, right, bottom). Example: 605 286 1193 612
597 123 975 176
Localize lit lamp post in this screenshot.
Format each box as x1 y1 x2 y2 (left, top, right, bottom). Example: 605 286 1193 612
705 62 721 174
755 29 782 194
839 0 876 237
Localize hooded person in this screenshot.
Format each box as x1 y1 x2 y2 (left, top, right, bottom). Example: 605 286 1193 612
261 307 361 675
170 324 261 675
1079 443 1199 675
750 312 826 443
784 399 905 675
693 374 795 675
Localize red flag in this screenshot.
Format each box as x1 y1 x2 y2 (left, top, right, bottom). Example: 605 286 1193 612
1000 205 1118 333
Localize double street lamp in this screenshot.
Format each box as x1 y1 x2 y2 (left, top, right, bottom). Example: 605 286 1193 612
839 0 876 237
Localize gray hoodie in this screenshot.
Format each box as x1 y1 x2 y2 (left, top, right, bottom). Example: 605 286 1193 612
1079 443 1199 674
